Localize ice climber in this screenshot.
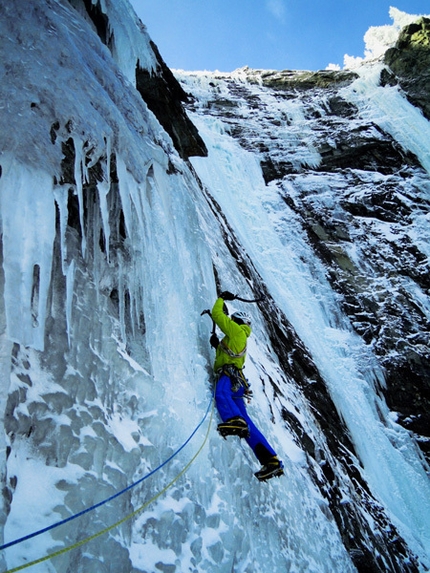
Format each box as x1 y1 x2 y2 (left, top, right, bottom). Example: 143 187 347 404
210 291 284 482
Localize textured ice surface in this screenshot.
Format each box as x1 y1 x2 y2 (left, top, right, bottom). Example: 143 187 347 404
0 1 429 572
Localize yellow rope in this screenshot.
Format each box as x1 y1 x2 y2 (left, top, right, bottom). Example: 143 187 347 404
5 399 214 573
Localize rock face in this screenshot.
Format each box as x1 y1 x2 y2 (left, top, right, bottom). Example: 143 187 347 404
136 41 208 160
384 17 430 120
381 18 430 453
179 62 430 465
178 51 430 569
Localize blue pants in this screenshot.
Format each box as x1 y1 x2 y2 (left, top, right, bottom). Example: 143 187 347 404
215 373 277 464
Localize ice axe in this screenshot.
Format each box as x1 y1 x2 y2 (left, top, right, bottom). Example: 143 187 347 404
233 295 265 303
200 292 264 323
200 308 216 336
201 309 219 349
201 293 264 341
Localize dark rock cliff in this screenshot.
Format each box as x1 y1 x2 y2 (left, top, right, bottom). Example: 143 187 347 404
381 17 430 454
384 17 430 120
135 41 208 160
181 51 430 468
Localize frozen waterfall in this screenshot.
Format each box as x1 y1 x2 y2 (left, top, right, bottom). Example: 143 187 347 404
0 1 429 572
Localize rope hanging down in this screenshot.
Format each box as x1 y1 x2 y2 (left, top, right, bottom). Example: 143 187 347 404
1 392 214 554
4 396 214 573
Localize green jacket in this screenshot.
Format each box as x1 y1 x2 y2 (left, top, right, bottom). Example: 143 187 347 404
212 297 251 372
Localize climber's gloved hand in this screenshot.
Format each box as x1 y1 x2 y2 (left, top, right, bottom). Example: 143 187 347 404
210 333 220 349
219 291 236 301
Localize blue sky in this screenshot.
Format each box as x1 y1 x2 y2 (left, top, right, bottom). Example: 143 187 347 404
129 0 429 72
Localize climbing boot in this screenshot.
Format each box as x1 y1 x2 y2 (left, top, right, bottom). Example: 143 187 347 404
217 417 249 439
255 457 284 482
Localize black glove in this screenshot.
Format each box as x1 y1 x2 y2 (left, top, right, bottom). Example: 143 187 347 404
210 333 220 349
219 291 236 301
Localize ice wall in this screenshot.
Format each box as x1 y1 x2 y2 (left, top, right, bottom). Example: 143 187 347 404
0 1 429 573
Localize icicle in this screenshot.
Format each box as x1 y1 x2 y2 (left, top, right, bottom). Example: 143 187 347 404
53 183 70 275
97 179 111 263
127 268 138 339
72 136 87 257
53 183 77 348
95 139 111 258
65 260 75 347
118 255 126 343
116 155 133 239
105 136 112 189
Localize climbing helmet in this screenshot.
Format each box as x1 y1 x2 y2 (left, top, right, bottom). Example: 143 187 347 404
231 311 251 326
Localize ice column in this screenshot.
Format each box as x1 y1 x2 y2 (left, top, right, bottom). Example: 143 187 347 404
0 157 55 351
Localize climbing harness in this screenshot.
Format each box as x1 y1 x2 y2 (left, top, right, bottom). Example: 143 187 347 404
1 393 215 573
219 339 247 359
216 364 250 393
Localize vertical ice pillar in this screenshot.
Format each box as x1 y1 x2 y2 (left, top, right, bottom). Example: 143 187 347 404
0 158 56 351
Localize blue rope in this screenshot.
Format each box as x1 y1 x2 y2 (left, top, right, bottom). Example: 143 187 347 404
0 391 214 551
